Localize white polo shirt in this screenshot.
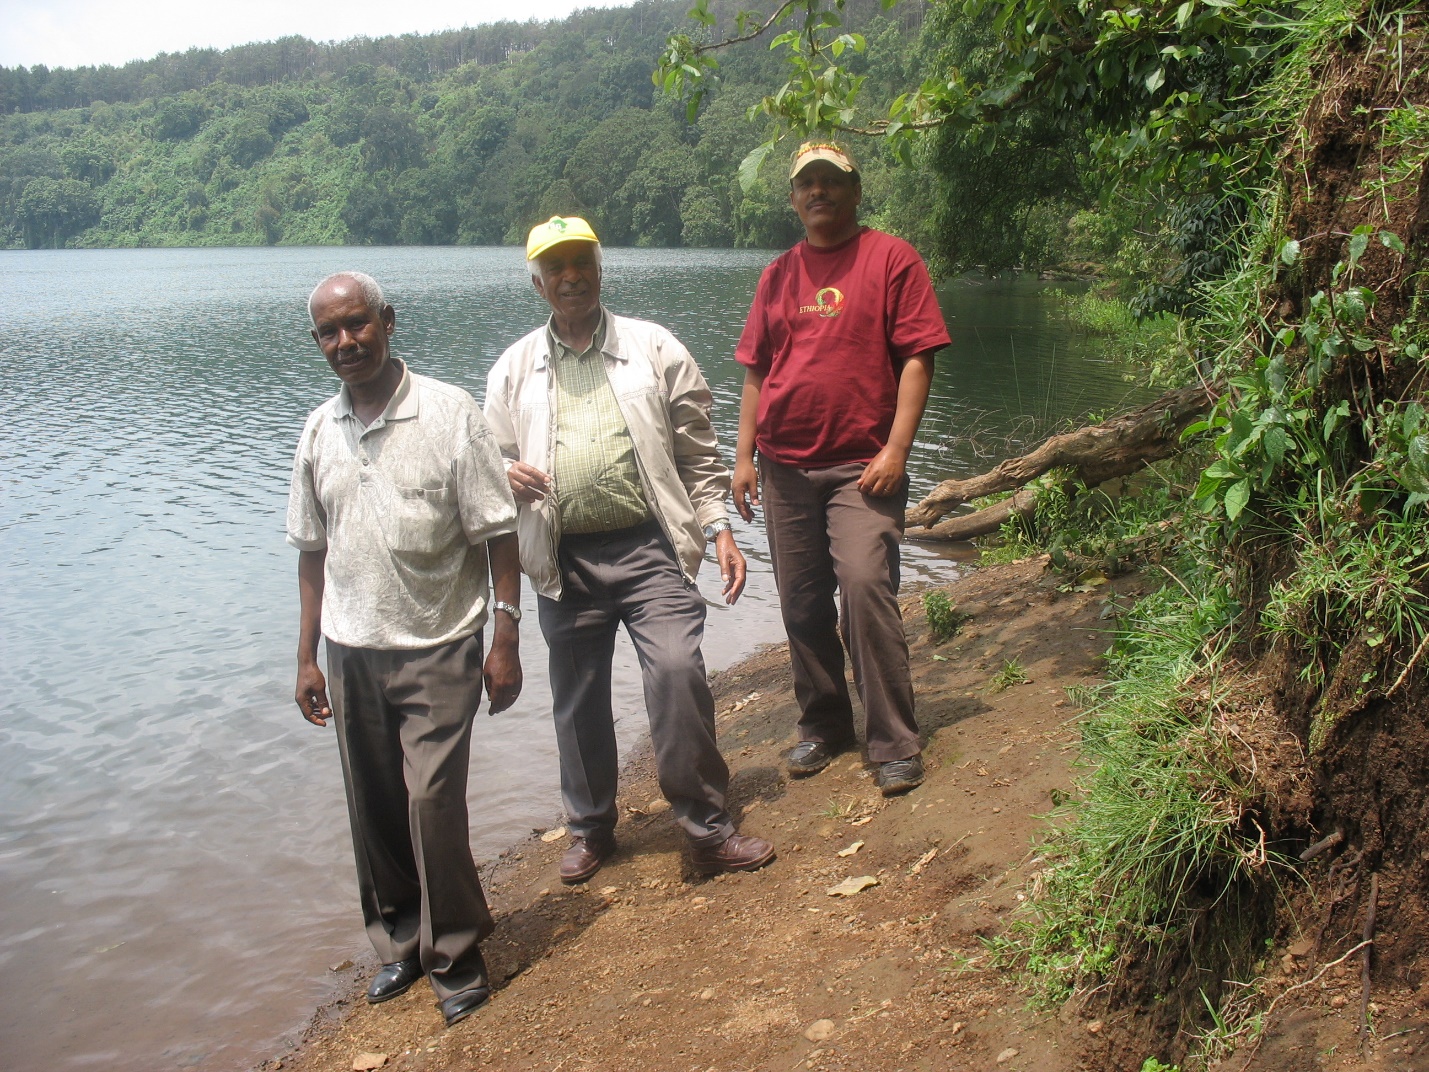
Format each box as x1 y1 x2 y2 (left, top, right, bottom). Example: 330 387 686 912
286 361 518 650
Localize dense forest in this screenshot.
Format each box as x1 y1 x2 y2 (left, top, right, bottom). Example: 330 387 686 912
0 0 934 251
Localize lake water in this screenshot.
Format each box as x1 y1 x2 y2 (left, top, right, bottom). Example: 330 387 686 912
0 246 1146 1071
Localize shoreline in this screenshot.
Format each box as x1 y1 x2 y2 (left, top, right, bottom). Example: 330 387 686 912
259 556 1156 1072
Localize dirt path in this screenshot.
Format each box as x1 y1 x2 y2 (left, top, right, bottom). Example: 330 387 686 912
259 558 1427 1072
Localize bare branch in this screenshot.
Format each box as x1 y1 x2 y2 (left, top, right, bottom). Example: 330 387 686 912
685 0 806 57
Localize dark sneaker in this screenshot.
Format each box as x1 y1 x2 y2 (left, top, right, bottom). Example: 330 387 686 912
876 755 925 796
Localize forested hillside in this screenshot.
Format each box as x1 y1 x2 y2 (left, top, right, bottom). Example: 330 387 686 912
0 0 921 250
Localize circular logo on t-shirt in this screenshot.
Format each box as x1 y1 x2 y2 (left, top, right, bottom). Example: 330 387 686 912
814 287 845 318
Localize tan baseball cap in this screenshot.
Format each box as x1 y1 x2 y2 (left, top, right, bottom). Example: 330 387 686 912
789 142 860 180
526 215 600 260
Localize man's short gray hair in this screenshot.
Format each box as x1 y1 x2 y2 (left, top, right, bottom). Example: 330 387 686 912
308 271 385 323
527 243 602 285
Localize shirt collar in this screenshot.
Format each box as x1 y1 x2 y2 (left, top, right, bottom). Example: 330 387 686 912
539 307 623 369
332 359 416 423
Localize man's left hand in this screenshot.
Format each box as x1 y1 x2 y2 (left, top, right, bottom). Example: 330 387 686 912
483 629 523 714
715 529 747 605
857 446 909 498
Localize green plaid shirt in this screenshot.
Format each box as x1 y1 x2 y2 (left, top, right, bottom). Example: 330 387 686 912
548 312 652 534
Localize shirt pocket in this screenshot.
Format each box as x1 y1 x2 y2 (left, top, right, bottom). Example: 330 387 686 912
370 480 460 557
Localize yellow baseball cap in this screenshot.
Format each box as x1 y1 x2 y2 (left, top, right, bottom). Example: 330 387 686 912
789 142 859 180
526 216 600 260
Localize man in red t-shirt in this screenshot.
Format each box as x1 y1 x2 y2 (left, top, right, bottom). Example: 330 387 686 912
733 142 951 795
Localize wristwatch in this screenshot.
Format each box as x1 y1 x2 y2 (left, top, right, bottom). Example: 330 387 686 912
492 600 522 622
703 520 731 541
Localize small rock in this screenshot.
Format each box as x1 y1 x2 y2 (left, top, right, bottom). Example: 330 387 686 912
1287 937 1314 957
950 1022 964 1035
804 1019 836 1042
1086 1020 1103 1034
836 840 865 858
328 959 353 973
352 1054 388 1071
646 798 671 815
1281 954 1297 974
600 885 619 897
827 875 879 897
996 1048 1019 1064
1330 994 1349 1008
540 826 567 843
699 988 715 1001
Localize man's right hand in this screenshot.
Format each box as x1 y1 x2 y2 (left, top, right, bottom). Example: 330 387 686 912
507 461 551 504
296 661 332 727
732 459 760 522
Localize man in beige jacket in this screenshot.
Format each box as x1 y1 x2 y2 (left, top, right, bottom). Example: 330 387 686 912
484 217 773 884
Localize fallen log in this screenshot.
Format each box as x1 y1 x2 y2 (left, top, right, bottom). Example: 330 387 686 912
905 488 1038 543
908 385 1216 529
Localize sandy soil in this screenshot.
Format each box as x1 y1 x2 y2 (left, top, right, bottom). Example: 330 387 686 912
260 559 1429 1072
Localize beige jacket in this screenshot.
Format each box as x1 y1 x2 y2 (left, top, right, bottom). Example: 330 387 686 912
483 310 731 600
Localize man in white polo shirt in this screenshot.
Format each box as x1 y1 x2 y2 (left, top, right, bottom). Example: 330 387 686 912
287 271 521 1029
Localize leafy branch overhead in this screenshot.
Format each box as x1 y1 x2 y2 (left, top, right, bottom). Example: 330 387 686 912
659 0 1303 186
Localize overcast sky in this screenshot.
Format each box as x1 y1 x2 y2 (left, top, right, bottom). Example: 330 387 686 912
1 0 631 70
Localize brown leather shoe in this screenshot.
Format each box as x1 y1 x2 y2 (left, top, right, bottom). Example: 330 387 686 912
559 834 615 885
689 833 776 876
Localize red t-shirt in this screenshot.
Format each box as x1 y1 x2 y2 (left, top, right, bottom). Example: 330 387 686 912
735 227 951 468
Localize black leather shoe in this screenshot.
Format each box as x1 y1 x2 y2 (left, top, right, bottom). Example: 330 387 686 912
559 834 616 885
440 985 491 1027
786 740 847 776
876 755 925 795
366 957 423 1004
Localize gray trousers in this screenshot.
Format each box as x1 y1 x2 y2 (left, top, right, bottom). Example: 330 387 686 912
760 459 920 763
327 633 492 1001
537 521 734 848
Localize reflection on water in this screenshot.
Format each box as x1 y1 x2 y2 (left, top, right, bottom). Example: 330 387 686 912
0 247 1141 1071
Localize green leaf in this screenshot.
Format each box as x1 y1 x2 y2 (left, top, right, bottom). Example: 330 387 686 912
737 143 773 193
1279 238 1300 266
1263 425 1288 466
1348 231 1369 263
1224 478 1251 521
1380 231 1406 255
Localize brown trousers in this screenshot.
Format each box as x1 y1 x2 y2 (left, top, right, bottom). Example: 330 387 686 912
760 459 919 763
327 633 492 1001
